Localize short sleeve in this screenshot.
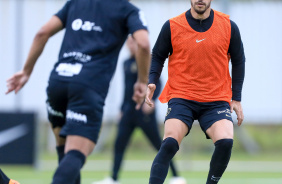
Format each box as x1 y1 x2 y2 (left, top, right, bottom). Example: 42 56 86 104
55 0 72 27
125 4 148 34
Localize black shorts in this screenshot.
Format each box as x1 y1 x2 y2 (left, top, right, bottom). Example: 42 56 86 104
46 80 105 143
165 98 233 139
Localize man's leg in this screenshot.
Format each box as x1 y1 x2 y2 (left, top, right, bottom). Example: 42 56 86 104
52 127 66 163
111 121 135 181
149 119 188 184
139 114 179 177
205 119 234 184
52 135 95 184
52 127 81 184
141 116 187 184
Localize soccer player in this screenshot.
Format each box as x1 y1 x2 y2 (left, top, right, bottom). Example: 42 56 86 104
0 169 19 184
6 0 151 184
145 0 245 184
92 36 186 184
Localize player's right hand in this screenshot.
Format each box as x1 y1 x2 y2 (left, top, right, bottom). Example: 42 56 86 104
145 83 156 107
6 71 29 95
132 81 147 110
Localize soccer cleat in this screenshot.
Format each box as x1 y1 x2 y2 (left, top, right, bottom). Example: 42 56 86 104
169 177 187 184
92 177 120 184
9 179 20 184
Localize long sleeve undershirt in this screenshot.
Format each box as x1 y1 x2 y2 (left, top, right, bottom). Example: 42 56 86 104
149 9 245 101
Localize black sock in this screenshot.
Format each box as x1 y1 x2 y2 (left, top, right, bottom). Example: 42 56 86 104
0 169 10 184
56 146 81 184
52 150 86 184
206 139 233 184
149 137 179 184
56 145 65 163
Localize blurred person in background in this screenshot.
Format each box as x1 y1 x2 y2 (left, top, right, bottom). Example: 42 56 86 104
145 0 245 184
0 169 19 184
92 36 186 184
6 0 150 184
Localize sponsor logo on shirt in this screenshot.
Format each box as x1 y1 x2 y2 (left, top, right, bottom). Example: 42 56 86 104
72 19 103 32
66 110 87 124
56 63 83 77
63 51 92 62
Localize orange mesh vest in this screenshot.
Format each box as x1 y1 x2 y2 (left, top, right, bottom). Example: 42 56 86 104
159 10 232 104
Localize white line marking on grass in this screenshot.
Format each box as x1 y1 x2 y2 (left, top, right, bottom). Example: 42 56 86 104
39 160 282 172
15 178 282 184
85 178 282 184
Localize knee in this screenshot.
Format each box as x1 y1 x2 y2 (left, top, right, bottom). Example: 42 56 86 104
215 139 233 150
161 137 179 154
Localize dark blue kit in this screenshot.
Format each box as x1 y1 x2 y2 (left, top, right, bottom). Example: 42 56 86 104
46 0 147 143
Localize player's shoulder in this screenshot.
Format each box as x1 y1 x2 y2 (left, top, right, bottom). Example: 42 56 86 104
116 1 142 21
161 20 171 30
213 9 232 26
229 19 241 35
103 0 138 16
119 0 140 11
61 0 72 6
230 19 239 28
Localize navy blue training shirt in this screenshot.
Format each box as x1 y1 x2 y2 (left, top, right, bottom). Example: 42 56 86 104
149 9 245 101
49 0 148 99
121 57 161 113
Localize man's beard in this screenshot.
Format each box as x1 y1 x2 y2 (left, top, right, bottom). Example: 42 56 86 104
192 1 211 15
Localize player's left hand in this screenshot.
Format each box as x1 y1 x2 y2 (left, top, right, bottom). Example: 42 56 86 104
132 81 147 110
230 100 244 126
6 71 30 95
145 83 156 107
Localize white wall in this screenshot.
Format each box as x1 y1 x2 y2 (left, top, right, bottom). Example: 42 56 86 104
0 0 281 124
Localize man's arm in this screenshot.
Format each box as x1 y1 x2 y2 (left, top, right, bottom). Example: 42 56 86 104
131 29 151 109
124 3 151 109
132 30 151 84
146 20 172 107
229 20 245 102
6 16 63 94
149 20 172 85
229 20 246 126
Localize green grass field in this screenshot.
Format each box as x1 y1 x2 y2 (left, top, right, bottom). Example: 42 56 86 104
1 124 282 184
2 165 282 184
2 149 282 184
